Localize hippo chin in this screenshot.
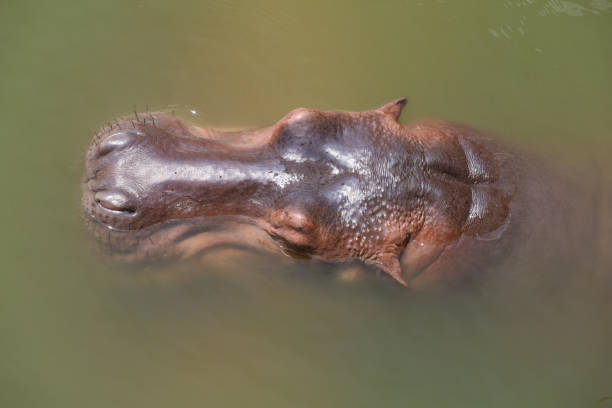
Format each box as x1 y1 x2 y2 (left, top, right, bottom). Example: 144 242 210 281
83 98 526 288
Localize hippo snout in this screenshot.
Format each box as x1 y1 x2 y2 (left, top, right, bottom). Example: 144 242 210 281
84 125 145 228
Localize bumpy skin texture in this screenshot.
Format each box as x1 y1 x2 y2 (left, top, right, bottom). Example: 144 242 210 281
83 99 521 288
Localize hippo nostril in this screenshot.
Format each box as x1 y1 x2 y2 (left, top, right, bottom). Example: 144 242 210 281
97 130 142 156
94 191 136 213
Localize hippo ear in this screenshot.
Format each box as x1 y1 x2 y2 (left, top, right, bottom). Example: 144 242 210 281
376 97 408 121
375 255 408 287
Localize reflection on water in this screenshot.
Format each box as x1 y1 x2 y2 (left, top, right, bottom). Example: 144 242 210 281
1 0 611 407
488 0 612 39
539 0 612 16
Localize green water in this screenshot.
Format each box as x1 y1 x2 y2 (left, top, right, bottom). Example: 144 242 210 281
1 0 611 407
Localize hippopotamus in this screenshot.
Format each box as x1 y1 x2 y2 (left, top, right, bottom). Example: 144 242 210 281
82 98 608 289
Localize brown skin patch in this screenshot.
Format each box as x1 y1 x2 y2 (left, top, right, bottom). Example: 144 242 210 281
83 99 519 288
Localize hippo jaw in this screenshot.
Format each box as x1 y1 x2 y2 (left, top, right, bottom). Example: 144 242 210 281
83 98 514 287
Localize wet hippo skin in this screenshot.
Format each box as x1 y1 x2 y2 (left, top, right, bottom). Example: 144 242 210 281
83 98 528 288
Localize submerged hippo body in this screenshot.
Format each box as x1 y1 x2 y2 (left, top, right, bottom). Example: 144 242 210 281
83 98 579 288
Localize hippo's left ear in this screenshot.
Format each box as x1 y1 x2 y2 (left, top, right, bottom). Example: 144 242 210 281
376 97 408 121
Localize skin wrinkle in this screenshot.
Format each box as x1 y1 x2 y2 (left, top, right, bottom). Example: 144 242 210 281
83 99 515 288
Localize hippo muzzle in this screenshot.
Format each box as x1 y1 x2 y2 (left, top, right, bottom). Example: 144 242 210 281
83 98 517 288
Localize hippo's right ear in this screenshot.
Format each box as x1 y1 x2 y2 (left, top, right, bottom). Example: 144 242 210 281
375 254 408 287
376 97 408 121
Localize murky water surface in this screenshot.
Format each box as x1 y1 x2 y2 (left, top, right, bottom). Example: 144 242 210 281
1 0 611 407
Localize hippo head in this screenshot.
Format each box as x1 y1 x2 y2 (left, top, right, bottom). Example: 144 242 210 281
83 98 517 288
